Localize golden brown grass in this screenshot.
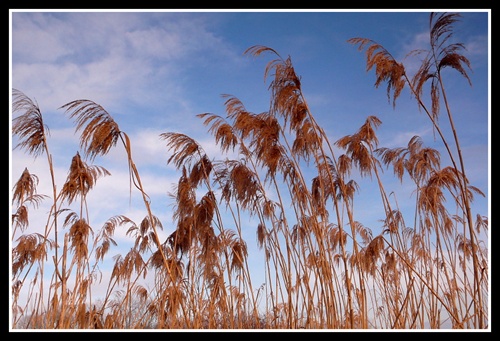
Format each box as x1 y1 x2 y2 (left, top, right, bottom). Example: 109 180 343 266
11 12 488 329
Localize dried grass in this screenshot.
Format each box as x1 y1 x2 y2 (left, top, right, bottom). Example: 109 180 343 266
11 12 488 329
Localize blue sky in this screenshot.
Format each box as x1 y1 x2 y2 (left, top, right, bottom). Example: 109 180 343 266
10 9 490 309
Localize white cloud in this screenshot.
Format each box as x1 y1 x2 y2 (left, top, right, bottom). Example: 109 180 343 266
11 12 74 63
11 12 241 116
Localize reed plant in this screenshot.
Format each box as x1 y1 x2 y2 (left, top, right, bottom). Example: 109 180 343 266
11 12 488 329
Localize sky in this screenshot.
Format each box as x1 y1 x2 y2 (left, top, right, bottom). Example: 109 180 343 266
9 9 490 319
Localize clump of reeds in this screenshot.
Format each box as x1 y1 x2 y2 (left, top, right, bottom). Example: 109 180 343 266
11 12 488 329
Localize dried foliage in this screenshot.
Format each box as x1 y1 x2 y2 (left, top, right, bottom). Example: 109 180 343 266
12 89 48 157
60 100 121 162
11 12 487 330
60 152 111 205
346 38 406 108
